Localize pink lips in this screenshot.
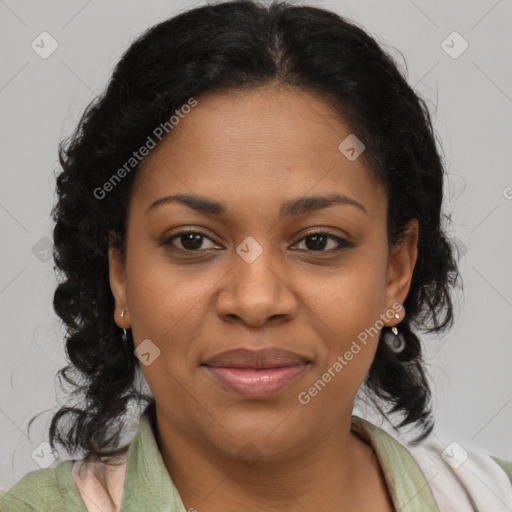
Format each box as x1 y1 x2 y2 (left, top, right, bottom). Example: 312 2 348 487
202 348 310 399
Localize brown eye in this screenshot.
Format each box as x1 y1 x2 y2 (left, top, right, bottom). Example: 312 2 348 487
292 231 353 253
161 230 219 252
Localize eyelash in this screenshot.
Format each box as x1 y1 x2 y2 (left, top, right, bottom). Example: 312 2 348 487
161 228 353 254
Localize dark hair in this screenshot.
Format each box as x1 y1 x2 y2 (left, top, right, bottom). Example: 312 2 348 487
31 0 461 464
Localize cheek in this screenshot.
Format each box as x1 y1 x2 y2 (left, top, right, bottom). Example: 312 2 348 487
308 254 388 336
300 251 388 384
124 236 216 338
296 290 384 416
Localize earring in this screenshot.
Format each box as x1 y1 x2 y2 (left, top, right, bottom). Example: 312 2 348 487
386 311 406 353
391 312 399 336
120 310 128 343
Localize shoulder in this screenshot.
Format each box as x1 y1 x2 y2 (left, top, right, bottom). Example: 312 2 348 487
352 416 512 510
403 434 512 511
0 459 87 511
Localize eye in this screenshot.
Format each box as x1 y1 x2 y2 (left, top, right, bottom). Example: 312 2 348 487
161 229 220 252
292 230 353 253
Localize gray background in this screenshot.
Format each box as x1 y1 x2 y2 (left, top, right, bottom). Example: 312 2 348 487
1 0 511 490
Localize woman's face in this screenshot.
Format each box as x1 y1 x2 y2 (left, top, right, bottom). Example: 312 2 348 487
109 85 417 460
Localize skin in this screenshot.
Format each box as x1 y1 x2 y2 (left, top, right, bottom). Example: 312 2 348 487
109 84 418 511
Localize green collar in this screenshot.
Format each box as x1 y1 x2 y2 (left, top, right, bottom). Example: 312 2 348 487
119 412 187 511
351 416 439 511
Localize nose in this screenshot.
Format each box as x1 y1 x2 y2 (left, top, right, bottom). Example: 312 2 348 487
215 245 298 327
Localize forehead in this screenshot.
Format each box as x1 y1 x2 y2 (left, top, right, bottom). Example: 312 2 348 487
130 86 385 220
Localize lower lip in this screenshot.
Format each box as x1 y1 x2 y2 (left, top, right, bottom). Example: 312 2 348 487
204 364 309 399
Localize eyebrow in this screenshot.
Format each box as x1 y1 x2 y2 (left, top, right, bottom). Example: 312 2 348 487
147 192 367 216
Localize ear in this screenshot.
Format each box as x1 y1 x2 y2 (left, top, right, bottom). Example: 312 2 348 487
108 238 130 330
385 219 418 317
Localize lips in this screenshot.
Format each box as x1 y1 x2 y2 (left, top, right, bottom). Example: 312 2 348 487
203 347 311 369
202 348 311 399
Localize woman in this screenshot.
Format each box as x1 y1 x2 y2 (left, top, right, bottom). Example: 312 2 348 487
1 0 510 510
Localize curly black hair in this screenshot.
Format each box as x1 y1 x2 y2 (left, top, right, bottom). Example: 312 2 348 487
30 0 461 465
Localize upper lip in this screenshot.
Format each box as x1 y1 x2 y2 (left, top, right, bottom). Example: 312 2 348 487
203 348 311 369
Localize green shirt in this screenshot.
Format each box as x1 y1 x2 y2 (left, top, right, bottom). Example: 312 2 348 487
1 411 511 511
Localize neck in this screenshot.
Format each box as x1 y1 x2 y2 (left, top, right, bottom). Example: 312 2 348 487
153 407 378 512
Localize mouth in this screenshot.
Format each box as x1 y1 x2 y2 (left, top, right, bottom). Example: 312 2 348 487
202 347 312 399
203 364 310 399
